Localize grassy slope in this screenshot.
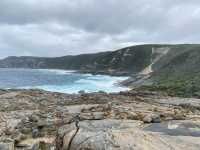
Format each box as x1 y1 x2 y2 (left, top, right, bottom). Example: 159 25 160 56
143 44 200 97
42 45 154 73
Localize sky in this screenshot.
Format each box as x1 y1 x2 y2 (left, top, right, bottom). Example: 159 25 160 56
0 0 200 58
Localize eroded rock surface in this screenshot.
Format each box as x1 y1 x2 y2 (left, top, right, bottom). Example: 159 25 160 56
60 119 200 150
0 89 200 149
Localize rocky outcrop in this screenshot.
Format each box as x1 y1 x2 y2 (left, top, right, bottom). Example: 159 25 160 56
0 89 200 149
58 119 142 150
58 119 200 150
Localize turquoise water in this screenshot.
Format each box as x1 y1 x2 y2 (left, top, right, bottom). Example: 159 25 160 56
0 68 129 93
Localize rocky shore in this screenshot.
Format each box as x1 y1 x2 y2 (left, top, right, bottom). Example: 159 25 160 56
0 89 200 150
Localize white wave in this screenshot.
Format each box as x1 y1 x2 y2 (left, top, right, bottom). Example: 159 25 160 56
36 69 76 75
21 76 129 94
75 79 112 88
76 75 127 85
24 84 129 94
17 70 129 94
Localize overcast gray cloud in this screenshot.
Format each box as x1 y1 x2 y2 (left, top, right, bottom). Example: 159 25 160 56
0 0 200 58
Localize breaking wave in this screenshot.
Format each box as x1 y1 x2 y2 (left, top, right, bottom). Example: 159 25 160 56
0 68 129 94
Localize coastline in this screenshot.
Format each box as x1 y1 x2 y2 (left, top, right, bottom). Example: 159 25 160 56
1 68 200 149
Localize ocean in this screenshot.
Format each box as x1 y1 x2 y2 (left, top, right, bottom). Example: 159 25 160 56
0 68 129 94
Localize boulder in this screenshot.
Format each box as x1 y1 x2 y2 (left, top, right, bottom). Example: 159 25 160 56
58 119 143 150
59 119 200 150
143 114 161 123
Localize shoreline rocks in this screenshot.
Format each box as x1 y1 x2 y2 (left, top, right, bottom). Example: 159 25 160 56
0 89 200 149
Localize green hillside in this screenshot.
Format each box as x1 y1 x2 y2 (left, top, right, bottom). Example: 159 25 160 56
146 44 200 97
0 45 155 75
1 44 200 97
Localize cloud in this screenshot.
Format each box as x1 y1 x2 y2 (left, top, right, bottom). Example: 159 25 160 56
0 0 199 58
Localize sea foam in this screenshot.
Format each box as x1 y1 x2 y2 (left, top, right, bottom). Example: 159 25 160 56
0 68 129 94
